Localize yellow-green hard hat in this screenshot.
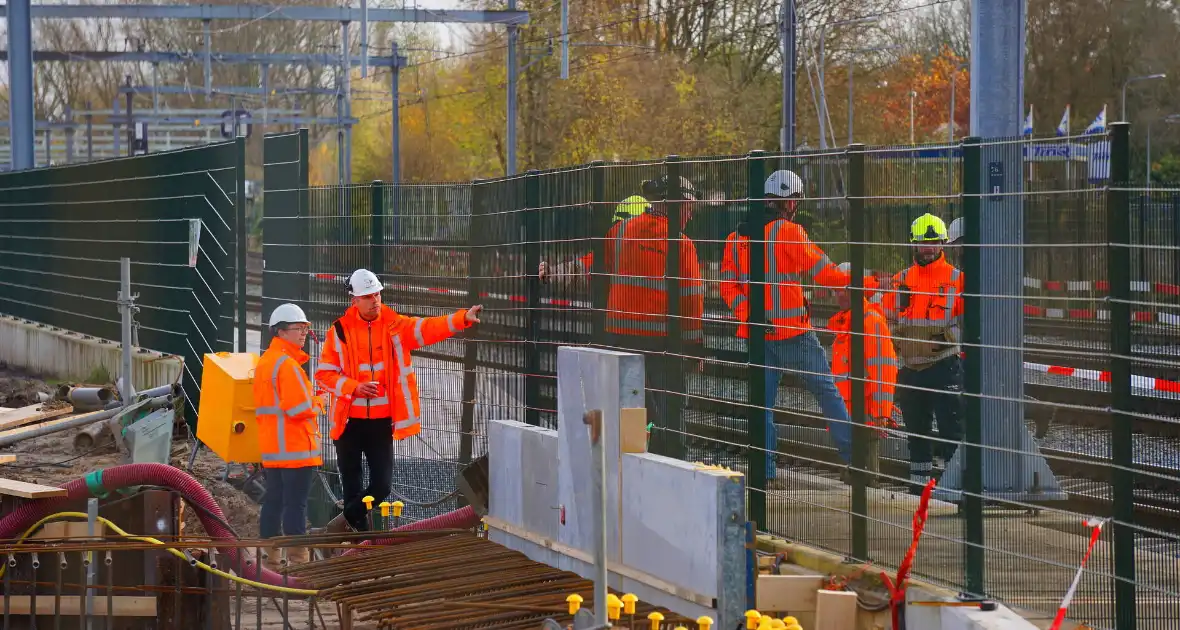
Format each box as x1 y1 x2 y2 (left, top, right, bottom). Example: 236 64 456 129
614 195 650 221
909 213 948 242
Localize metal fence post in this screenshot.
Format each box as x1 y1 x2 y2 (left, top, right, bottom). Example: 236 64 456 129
847 143 868 561
589 161 607 340
1107 121 1136 630
524 170 542 426
235 135 248 352
745 151 768 529
663 155 686 461
961 136 985 595
460 180 487 465
370 181 385 277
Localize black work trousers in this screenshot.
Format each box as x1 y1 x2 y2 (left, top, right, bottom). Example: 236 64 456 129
897 354 964 470
333 417 394 531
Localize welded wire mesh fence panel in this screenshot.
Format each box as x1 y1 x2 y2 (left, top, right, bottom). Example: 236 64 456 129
0 143 238 419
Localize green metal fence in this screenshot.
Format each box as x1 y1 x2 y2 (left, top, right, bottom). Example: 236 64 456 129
253 125 1180 630
0 141 245 418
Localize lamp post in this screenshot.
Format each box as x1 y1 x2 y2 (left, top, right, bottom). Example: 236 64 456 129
948 62 968 143
817 16 876 149
1121 73 1166 122
847 45 901 146
1146 113 1180 188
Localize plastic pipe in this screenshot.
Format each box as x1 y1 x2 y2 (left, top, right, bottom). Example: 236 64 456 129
0 406 123 448
66 387 114 412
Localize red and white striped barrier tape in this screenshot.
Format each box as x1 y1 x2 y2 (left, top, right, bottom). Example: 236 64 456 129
1022 305 1180 327
1024 277 1180 296
1022 361 1180 393
1048 518 1109 630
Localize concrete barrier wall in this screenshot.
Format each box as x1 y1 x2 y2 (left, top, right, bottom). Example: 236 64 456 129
0 315 183 389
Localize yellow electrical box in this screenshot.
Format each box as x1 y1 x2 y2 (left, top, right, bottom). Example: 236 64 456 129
196 351 262 464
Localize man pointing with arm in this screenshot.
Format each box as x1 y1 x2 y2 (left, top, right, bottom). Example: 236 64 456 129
316 268 482 532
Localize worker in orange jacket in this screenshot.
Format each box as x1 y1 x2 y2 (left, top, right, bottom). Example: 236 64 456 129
315 268 483 531
829 266 899 484
254 303 323 568
720 169 856 484
881 214 964 492
542 176 704 457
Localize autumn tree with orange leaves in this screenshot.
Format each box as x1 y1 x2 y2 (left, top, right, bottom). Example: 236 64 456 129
868 46 970 144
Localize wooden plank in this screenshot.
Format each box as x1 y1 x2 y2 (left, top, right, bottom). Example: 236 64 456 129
31 521 106 540
814 590 857 630
756 575 823 612
0 403 73 432
0 477 67 499
0 454 15 464
2 595 156 617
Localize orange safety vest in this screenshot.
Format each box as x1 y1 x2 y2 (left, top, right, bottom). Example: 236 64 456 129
720 219 849 340
315 304 472 441
603 212 704 341
829 301 899 429
881 253 964 369
253 337 324 469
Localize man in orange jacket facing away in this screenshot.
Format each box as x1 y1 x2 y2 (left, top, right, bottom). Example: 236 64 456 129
254 303 323 568
316 268 483 531
829 265 899 484
720 169 855 485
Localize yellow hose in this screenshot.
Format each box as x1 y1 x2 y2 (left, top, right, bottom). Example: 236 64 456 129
0 512 318 596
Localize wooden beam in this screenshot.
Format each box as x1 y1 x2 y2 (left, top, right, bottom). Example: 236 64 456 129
2 595 156 617
0 477 67 499
0 403 73 432
0 454 15 465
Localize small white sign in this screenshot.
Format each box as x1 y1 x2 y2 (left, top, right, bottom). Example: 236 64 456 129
188 219 202 268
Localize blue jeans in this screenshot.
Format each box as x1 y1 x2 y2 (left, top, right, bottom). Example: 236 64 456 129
260 466 315 538
764 332 853 478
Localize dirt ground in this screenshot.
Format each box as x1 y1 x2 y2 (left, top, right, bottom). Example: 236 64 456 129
0 365 262 539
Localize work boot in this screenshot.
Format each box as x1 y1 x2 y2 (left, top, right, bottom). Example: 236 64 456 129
324 512 355 535
287 547 310 566
261 546 284 573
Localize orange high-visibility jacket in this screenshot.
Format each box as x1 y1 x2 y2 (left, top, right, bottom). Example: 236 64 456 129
720 219 850 340
829 300 899 427
253 336 324 469
603 212 705 341
315 304 472 441
880 253 964 369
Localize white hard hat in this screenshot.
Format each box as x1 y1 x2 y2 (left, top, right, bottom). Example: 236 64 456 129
764 169 804 198
947 217 964 243
348 268 383 297
268 303 310 328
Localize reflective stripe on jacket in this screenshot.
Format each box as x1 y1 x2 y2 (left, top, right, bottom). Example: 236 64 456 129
603 213 705 342
829 302 899 426
315 304 472 441
253 336 323 468
720 219 850 340
881 253 964 369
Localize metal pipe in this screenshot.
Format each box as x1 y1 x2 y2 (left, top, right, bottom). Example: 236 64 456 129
779 0 796 152
119 257 136 404
583 409 608 623
0 407 123 448
560 0 569 80
6 0 34 170
203 20 212 97
66 387 114 412
506 0 518 175
391 44 400 185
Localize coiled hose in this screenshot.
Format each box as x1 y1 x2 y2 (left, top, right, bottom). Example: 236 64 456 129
0 463 481 587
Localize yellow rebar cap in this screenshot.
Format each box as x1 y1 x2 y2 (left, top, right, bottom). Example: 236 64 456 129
745 610 763 629
565 593 583 615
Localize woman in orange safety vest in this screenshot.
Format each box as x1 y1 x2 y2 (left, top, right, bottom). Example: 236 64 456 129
254 302 323 568
315 268 483 531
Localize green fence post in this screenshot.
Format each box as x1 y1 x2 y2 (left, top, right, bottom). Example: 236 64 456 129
459 179 486 469
235 135 248 352
961 136 984 595
1107 121 1136 630
370 181 385 277
745 151 767 530
524 170 542 427
847 143 868 561
589 161 607 341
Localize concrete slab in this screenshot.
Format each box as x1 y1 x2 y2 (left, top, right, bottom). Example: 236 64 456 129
488 419 559 541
